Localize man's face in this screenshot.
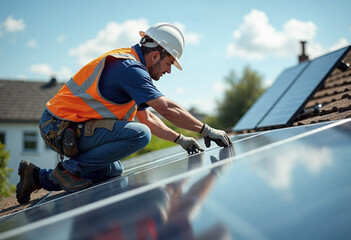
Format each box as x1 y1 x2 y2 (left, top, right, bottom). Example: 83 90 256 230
149 55 175 81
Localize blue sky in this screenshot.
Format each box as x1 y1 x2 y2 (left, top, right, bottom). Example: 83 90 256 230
0 0 350 114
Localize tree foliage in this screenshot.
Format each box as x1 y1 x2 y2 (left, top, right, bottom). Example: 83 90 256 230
0 143 13 200
213 66 266 129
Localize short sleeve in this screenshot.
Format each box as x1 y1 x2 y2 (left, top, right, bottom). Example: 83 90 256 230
99 58 163 108
119 62 164 106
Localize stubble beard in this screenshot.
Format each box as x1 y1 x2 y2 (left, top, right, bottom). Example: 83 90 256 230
149 59 162 81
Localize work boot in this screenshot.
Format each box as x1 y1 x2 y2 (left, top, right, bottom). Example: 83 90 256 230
49 163 92 193
16 160 41 204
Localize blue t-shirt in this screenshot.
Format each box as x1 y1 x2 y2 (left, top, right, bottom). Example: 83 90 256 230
98 44 163 110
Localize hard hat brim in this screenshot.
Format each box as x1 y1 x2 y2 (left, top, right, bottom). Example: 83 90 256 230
139 31 183 71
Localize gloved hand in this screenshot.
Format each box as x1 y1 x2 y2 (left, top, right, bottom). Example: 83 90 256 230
200 124 232 148
175 134 204 154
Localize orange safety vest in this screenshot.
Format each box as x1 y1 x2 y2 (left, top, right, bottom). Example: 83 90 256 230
47 48 141 122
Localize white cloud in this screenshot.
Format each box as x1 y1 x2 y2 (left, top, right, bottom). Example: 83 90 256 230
173 22 201 45
328 38 349 52
30 63 72 80
227 10 350 61
27 39 38 48
69 19 201 66
301 38 349 59
69 19 149 66
57 34 66 43
30 63 52 76
3 15 26 33
57 66 72 80
227 9 317 60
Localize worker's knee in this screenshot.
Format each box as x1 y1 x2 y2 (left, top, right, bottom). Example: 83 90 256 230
137 123 151 148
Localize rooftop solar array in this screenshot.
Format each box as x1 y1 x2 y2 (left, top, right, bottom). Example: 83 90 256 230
233 60 310 131
258 46 351 128
233 45 351 131
1 119 351 239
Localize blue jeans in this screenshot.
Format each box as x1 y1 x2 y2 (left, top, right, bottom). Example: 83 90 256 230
39 109 151 191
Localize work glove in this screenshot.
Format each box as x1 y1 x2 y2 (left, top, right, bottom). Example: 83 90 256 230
175 134 204 154
200 124 232 148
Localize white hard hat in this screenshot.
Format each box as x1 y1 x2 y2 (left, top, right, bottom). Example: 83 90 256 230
140 23 185 70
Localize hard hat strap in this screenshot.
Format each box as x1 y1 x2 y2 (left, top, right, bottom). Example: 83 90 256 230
140 37 158 48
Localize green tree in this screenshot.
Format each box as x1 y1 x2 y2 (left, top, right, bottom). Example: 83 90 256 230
214 66 265 129
0 143 13 200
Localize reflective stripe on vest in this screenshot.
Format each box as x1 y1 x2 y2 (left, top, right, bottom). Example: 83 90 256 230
47 48 140 122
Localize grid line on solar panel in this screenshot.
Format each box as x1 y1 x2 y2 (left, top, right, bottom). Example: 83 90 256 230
233 60 310 131
258 46 351 128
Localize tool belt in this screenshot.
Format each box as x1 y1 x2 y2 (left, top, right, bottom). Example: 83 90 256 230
40 117 117 159
40 116 82 158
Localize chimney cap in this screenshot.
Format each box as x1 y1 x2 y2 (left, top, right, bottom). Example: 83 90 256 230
298 41 309 63
41 75 57 89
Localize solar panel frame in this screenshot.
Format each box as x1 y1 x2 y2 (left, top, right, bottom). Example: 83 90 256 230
233 60 310 132
258 46 351 128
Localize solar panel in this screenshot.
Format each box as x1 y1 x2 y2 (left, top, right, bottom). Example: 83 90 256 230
258 46 351 128
0 122 331 234
233 60 310 131
1 119 350 239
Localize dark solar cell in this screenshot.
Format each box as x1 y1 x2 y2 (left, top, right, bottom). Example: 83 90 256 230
258 46 351 128
233 61 310 131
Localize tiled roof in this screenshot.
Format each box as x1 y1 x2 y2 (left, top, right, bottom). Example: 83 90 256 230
293 51 351 126
0 78 63 122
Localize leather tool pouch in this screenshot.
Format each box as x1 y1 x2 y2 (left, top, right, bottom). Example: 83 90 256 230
40 117 82 158
60 123 82 158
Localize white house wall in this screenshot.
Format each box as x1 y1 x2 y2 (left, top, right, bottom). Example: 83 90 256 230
0 122 58 185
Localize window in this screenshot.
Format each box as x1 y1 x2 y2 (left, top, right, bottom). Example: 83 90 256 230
0 132 4 145
23 131 38 152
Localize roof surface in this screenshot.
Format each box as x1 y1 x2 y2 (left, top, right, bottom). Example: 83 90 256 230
0 78 63 122
293 51 351 126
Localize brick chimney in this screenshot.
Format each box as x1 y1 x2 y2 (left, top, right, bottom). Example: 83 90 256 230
298 41 309 63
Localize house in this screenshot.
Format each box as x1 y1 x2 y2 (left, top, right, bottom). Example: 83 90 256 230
0 77 64 185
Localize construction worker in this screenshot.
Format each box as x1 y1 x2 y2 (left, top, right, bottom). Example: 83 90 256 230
16 23 232 204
